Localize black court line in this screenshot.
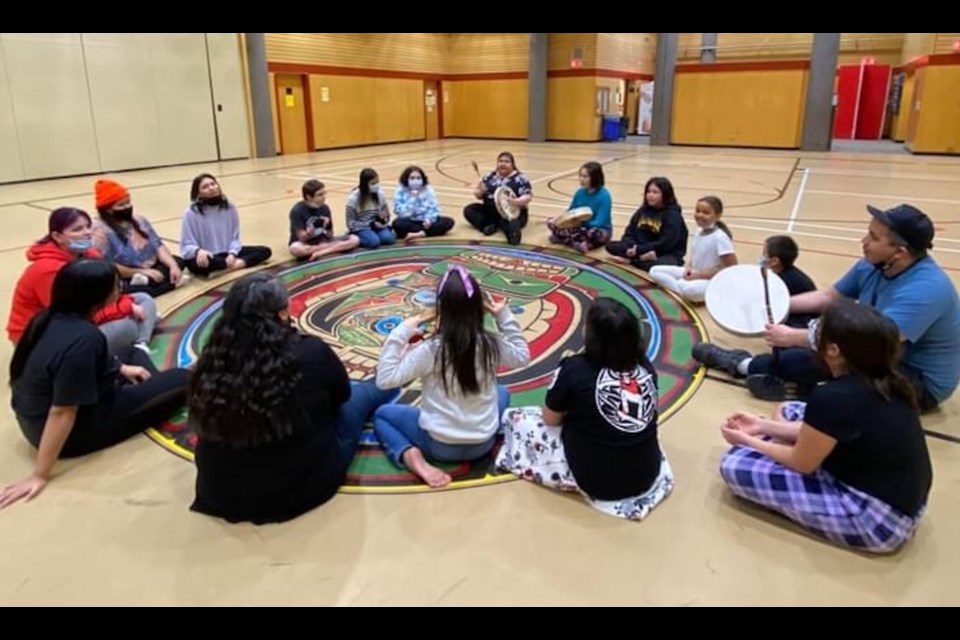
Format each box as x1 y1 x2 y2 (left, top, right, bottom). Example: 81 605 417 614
923 429 960 445
0 141 479 209
704 373 746 389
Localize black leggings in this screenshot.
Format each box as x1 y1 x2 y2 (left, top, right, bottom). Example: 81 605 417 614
392 216 455 239
463 201 528 244
605 241 683 272
749 348 940 413
122 257 186 297
18 349 191 458
185 246 272 277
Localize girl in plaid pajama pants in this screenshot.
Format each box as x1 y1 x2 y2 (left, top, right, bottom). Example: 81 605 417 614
718 300 932 553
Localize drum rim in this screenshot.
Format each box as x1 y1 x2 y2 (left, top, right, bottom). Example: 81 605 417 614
555 206 594 229
704 264 791 336
494 185 521 221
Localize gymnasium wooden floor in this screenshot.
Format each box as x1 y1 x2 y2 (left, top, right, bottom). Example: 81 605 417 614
1 139 957 606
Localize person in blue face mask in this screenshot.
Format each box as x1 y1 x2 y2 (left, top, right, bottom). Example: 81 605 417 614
345 168 397 249
392 165 455 240
7 207 157 357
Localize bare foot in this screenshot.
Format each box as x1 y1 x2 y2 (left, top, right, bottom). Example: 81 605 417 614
402 447 451 488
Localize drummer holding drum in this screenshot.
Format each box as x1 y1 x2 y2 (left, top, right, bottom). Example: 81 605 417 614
546 161 613 254
695 204 960 410
463 151 533 246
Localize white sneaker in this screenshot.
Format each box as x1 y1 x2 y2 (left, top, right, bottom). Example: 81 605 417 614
132 342 152 355
131 273 149 287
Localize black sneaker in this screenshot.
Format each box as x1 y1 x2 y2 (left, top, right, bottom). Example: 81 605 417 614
691 343 752 378
506 229 522 245
481 224 498 236
746 374 794 401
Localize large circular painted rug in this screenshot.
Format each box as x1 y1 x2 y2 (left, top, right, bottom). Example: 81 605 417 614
146 241 706 493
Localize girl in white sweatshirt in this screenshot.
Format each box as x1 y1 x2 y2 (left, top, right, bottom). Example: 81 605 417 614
374 265 530 488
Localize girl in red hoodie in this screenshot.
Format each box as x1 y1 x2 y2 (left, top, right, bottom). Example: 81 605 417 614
6 207 157 355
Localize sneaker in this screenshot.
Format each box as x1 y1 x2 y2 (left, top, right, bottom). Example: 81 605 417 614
506 229 522 245
691 343 752 378
481 224 498 236
130 273 149 287
132 342 153 355
548 233 563 245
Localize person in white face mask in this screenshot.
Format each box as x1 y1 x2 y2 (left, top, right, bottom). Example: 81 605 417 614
345 168 397 249
392 166 455 240
649 196 737 302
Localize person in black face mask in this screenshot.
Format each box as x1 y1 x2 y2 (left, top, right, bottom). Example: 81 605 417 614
693 204 960 411
93 179 185 297
180 173 272 277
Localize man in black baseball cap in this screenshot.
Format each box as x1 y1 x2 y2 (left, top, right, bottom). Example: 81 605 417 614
865 204 934 266
694 203 960 411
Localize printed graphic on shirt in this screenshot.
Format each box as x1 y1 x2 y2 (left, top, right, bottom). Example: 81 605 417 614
596 367 657 433
637 214 663 234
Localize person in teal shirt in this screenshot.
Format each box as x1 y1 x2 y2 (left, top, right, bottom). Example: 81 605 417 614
547 161 613 254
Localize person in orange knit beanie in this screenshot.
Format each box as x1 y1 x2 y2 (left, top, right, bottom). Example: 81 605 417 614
92 178 185 297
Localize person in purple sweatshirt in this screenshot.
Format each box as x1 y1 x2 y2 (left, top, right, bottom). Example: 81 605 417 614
180 173 272 277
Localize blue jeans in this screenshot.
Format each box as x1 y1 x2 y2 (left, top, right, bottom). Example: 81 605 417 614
335 380 398 465
355 228 397 249
374 386 510 467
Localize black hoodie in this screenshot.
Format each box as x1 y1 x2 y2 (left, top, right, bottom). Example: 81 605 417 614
620 202 688 259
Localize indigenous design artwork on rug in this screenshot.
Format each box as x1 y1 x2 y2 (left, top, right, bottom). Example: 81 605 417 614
147 242 706 493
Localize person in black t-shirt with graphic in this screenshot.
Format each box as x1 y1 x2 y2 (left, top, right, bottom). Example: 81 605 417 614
1 259 189 509
288 179 359 261
496 298 674 521
719 299 932 553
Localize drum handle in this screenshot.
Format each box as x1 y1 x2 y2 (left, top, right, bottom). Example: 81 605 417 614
760 266 775 325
